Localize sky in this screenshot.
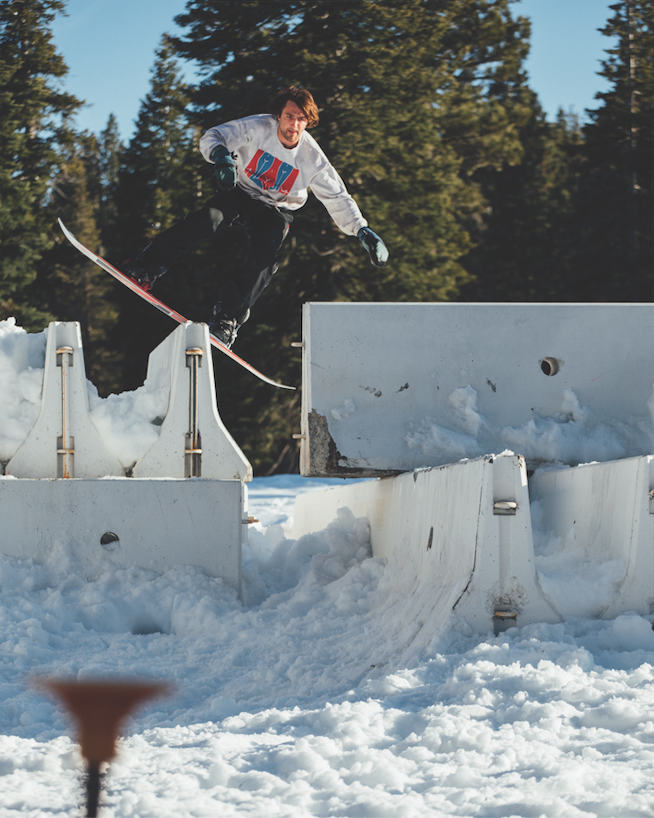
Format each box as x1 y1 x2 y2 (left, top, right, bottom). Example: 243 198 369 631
50 0 618 143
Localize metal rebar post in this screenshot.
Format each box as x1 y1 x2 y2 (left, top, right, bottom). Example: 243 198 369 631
56 346 75 478
185 347 203 477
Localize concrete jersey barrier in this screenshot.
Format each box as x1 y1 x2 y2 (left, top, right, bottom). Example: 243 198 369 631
299 303 654 476
294 452 560 635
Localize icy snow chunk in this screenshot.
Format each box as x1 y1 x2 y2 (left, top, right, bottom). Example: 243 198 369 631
406 385 484 460
241 505 373 606
405 420 482 461
204 758 237 788
499 389 628 464
281 507 371 590
581 698 644 732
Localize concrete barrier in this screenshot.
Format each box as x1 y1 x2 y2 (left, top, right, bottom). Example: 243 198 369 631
529 455 654 617
299 303 654 476
293 305 653 630
133 322 252 481
2 322 251 591
0 477 244 594
293 452 559 634
6 323 123 478
5 322 251 481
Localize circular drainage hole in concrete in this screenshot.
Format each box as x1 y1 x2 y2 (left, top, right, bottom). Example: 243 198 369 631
540 357 560 376
100 531 120 549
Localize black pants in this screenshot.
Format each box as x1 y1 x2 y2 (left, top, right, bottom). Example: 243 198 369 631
142 187 292 321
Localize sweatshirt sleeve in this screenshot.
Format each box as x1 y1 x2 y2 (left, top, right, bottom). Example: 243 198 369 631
199 119 251 162
308 164 368 237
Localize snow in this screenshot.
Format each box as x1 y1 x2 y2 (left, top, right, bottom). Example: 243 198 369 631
0 319 653 816
405 383 654 467
530 497 629 619
0 319 48 464
0 476 651 816
86 374 170 470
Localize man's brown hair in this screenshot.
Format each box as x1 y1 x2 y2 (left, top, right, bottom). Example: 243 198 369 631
268 86 319 128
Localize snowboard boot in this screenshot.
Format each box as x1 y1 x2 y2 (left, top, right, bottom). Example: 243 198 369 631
122 255 168 293
208 305 250 349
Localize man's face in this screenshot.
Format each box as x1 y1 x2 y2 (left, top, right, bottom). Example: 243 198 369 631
277 100 308 148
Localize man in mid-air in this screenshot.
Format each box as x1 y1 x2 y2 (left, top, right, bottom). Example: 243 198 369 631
124 86 388 348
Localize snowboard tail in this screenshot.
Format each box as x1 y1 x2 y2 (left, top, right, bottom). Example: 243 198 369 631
58 219 295 390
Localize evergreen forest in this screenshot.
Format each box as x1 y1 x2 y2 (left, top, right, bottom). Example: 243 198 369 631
1 0 651 473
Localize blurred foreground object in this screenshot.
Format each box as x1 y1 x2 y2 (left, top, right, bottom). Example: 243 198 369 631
36 679 171 817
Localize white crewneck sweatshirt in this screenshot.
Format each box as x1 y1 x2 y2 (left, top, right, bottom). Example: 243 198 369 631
199 114 367 237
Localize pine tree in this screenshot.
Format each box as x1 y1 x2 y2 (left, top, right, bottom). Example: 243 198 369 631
108 37 212 390
96 113 123 247
167 0 534 472
112 37 199 258
579 0 652 301
0 0 80 328
34 132 122 393
462 102 586 302
173 0 531 303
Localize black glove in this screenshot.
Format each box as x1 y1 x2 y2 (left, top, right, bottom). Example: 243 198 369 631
358 227 389 267
210 144 237 190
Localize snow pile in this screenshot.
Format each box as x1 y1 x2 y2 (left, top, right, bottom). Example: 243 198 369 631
406 383 654 466
86 372 170 468
0 476 651 816
531 496 627 618
0 319 47 463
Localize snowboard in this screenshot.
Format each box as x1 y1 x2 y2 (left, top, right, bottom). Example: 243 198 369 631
58 219 295 390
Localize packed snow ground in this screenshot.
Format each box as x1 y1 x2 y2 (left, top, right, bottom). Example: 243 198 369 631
0 476 652 817
0 319 653 816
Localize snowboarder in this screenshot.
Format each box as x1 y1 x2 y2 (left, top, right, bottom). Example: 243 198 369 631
123 86 389 348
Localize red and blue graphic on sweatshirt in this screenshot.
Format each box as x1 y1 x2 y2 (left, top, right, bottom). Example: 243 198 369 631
244 149 299 196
